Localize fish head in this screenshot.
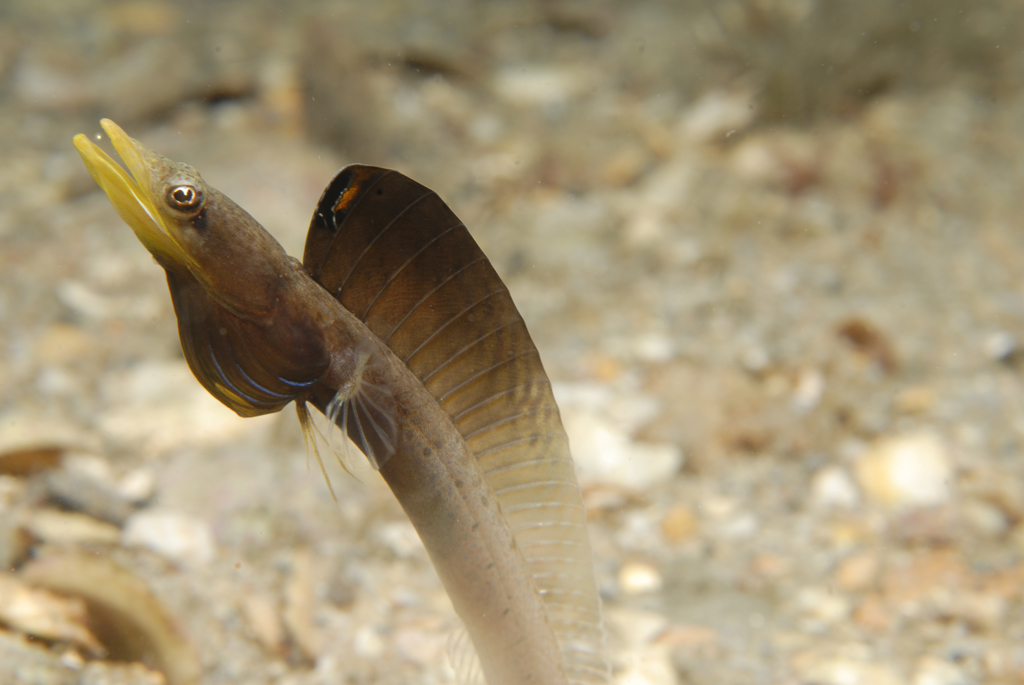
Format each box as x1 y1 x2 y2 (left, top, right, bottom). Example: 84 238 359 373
73 119 288 319
73 119 207 275
73 120 330 414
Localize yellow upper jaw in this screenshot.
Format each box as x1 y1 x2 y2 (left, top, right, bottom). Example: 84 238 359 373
73 119 190 268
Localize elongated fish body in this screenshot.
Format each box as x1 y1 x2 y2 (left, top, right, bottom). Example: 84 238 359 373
73 121 608 685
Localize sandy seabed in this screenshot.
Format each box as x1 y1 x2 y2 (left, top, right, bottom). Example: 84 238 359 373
1 1 1023 684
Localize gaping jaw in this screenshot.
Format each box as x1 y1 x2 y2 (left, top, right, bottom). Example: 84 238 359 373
73 119 191 270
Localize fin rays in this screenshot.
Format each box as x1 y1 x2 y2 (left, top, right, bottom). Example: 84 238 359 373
383 252 490 348
325 342 398 471
461 407 547 442
361 221 465 322
399 288 505 364
339 188 430 297
483 456 575 479
452 380 551 424
472 433 565 459
421 319 519 385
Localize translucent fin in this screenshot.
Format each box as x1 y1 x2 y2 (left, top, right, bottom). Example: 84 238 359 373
296 401 338 502
326 340 398 471
446 620 486 685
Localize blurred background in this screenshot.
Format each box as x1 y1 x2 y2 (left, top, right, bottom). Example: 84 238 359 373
2 1 1024 683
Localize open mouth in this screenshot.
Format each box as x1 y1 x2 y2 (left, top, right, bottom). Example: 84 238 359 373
73 119 188 266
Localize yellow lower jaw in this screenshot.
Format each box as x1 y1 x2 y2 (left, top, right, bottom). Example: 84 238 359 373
73 124 188 268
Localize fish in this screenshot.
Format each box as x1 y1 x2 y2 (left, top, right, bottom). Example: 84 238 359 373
73 119 608 685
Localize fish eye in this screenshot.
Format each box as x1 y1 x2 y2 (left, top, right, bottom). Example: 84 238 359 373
166 184 203 211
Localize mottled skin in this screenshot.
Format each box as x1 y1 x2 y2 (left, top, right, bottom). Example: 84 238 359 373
74 121 568 685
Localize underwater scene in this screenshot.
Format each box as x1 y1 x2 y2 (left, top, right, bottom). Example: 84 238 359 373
1 1 1023 683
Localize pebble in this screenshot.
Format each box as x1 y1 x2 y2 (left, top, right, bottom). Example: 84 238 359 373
0 412 101 456
122 509 215 567
853 594 893 631
718 511 759 540
826 519 875 548
352 624 385 660
492 65 594 108
960 499 1010 538
45 468 135 526
795 586 852 626
36 366 84 399
677 89 756 143
0 517 31 570
834 551 880 592
283 548 324 660
658 624 719 653
393 626 446 666
944 592 1007 631
731 137 780 184
377 521 426 560
523 194 611 270
660 505 699 543
0 474 24 506
0 446 63 477
605 607 669 651
117 468 157 504
32 323 97 366
616 646 678 685
739 344 771 373
983 331 1018 362
881 550 972 613
1012 525 1024 553
59 452 115 483
103 1 180 36
836 318 898 373
79 661 167 685
811 465 861 510
601 145 651 188
604 391 664 436
629 331 676 364
581 484 631 513
616 509 669 553
0 574 104 655
912 656 970 685
26 509 121 546
751 553 793 579
622 160 694 248
618 561 664 596
894 386 937 414
242 594 286 656
792 367 825 413
855 432 953 508
889 505 962 545
563 408 682 491
0 629 77 685
792 654 906 685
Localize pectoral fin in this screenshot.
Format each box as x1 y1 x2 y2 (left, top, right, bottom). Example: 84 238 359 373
326 340 398 471
447 620 486 685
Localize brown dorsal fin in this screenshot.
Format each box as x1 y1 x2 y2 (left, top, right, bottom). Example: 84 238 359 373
166 270 325 418
304 165 607 683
